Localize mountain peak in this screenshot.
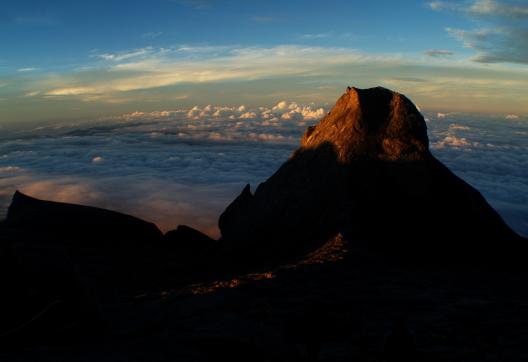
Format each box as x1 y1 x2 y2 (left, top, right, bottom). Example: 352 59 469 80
301 86 429 162
219 86 521 263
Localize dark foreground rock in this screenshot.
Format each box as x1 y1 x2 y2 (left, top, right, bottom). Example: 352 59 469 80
219 87 524 264
2 236 528 362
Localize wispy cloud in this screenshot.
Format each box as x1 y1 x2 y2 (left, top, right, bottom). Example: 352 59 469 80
299 32 360 40
17 67 38 72
141 31 163 39
424 49 455 57
469 0 528 18
300 33 332 40
430 0 528 64
447 26 528 64
45 87 98 96
35 46 404 99
95 47 154 62
24 91 40 97
6 44 528 116
430 0 528 18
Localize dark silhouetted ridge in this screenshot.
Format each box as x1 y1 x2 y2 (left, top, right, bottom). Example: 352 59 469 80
6 190 162 246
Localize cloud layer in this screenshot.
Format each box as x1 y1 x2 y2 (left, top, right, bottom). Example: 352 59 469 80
1 104 526 238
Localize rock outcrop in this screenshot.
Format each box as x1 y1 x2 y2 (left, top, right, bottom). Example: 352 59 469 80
219 86 523 262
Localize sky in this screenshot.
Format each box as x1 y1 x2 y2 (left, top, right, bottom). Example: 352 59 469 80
1 0 527 128
0 0 526 238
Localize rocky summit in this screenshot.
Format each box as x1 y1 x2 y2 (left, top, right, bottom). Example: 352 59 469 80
219 86 522 263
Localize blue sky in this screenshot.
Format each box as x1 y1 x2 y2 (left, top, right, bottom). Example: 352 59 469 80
1 0 467 63
1 0 527 126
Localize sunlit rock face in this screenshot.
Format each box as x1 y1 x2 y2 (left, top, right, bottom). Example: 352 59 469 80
219 87 522 263
301 87 429 162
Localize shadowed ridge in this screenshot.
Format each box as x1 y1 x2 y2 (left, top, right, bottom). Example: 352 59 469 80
218 184 253 242
218 86 524 265
6 190 162 245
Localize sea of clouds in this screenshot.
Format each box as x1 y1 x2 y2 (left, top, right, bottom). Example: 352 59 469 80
0 102 526 238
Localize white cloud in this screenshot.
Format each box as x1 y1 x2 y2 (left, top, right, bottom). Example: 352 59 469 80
239 112 257 119
247 133 289 142
433 135 473 148
449 124 470 131
186 105 201 118
272 101 288 111
280 111 303 122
